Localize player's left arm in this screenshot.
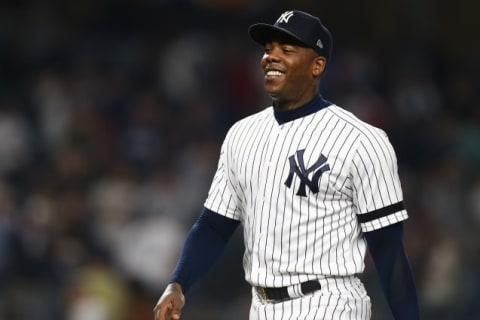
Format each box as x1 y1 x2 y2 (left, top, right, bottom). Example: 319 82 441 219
351 128 419 319
365 222 420 320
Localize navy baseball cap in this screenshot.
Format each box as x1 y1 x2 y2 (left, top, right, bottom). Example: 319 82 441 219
248 10 332 61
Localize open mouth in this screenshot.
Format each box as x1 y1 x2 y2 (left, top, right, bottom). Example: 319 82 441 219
265 70 285 78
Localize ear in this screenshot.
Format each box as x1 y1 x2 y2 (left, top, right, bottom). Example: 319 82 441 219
312 56 326 77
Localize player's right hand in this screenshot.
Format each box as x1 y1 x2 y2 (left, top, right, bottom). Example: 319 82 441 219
153 283 185 320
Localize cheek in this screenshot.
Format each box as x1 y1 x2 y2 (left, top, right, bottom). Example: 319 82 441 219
260 56 268 69
293 62 314 79
288 66 308 82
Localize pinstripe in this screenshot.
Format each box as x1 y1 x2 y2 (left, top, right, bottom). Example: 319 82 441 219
325 118 345 275
260 126 282 286
205 103 404 319
269 125 293 286
290 115 317 277
252 123 274 285
280 119 307 283
358 139 391 206
276 121 303 285
298 114 329 275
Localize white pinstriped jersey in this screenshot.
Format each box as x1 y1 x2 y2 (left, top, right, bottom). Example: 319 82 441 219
204 101 408 288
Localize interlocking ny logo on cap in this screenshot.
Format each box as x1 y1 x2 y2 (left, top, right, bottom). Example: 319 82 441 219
276 11 294 23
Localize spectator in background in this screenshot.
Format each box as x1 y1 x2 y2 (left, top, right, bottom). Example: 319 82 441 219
0 1 478 319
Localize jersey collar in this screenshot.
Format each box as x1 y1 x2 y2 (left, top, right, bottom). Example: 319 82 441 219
273 94 332 124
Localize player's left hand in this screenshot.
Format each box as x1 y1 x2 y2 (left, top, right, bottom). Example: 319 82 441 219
153 283 185 320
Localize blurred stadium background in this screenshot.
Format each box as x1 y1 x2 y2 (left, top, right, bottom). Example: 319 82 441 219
0 0 478 319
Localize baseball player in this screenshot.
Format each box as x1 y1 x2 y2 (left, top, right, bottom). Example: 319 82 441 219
154 10 419 320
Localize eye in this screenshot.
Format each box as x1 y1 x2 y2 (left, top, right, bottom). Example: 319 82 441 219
281 46 295 54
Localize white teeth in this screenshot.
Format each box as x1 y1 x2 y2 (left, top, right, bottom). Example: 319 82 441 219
266 70 283 77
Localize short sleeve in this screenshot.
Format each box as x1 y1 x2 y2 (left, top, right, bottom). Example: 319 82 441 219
351 128 408 232
204 129 243 221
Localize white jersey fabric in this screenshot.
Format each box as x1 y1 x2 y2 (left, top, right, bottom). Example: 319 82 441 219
204 102 408 289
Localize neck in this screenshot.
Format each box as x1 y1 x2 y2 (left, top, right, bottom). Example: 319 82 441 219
273 93 332 124
271 99 298 111
271 89 319 111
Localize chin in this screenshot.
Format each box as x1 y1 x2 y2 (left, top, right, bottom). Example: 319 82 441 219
267 92 281 100
265 87 282 98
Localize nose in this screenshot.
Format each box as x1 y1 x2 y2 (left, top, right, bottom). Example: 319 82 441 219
262 48 280 64
264 54 277 64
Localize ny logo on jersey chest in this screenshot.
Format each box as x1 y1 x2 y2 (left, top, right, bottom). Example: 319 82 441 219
284 149 330 197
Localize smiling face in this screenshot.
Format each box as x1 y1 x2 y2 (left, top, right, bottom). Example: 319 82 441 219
260 32 326 110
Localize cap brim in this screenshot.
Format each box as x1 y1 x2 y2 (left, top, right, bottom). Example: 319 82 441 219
248 23 309 48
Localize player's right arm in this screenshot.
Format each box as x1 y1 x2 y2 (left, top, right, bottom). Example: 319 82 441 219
153 126 241 320
154 282 185 320
153 208 240 320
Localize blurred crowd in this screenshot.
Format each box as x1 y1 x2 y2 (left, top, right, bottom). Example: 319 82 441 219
0 1 478 319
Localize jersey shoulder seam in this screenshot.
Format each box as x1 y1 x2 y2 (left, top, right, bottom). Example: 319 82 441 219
326 105 388 142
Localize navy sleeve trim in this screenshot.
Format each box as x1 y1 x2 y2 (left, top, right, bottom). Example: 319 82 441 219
357 201 405 223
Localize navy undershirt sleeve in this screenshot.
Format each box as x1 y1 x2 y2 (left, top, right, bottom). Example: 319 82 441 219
365 222 420 320
170 207 240 293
